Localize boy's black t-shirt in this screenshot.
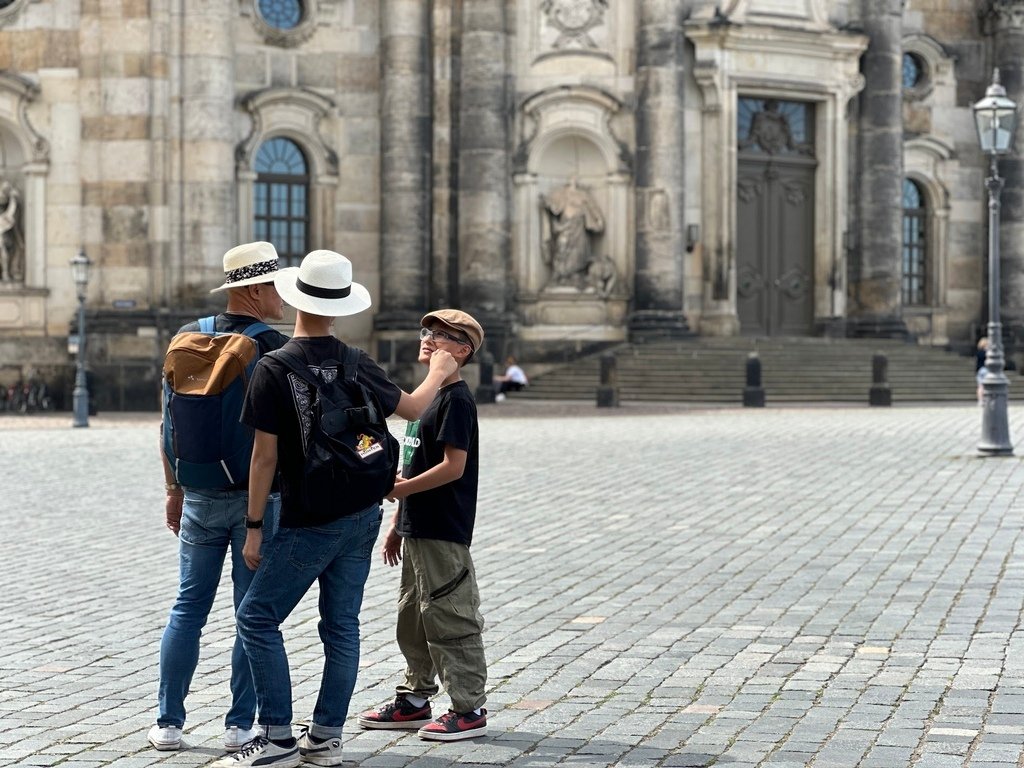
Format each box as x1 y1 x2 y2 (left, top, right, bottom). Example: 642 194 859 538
397 380 479 547
240 336 402 528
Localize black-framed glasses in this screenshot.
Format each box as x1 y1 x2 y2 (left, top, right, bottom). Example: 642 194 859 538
420 327 471 346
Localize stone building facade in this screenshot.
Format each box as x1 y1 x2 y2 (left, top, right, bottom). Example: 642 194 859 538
0 0 1019 408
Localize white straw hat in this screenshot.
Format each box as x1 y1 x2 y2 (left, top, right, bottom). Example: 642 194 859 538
274 250 372 317
210 241 280 293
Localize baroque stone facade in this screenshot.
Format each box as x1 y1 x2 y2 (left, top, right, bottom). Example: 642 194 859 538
0 0 1018 408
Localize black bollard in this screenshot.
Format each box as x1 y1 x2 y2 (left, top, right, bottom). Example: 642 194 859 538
596 352 619 407
743 352 765 407
474 350 496 404
869 353 892 406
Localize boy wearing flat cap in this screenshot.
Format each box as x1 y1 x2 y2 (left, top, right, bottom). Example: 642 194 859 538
359 309 489 741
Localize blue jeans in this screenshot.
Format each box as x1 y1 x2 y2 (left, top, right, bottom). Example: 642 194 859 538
237 504 383 740
157 489 280 729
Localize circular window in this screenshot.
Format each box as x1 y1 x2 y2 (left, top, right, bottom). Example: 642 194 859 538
0 0 15 8
902 52 925 90
257 0 303 30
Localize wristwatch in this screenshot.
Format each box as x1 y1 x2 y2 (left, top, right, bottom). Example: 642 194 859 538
245 516 264 529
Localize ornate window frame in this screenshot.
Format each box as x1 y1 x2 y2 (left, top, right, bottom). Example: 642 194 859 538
902 135 954 342
247 0 318 48
0 0 32 27
902 35 954 102
237 87 337 254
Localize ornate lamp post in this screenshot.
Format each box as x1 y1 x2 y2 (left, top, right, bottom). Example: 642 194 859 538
974 69 1018 455
70 249 91 428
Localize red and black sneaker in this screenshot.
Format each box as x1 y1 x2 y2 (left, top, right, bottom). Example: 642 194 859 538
357 695 433 730
417 709 488 741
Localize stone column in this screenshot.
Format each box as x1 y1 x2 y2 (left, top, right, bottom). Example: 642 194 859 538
180 0 236 296
631 0 689 338
848 0 907 337
987 2 1024 339
457 0 511 351
376 0 431 331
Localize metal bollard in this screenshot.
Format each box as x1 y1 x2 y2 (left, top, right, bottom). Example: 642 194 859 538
596 352 619 407
474 350 496 404
743 352 765 407
869 353 892 406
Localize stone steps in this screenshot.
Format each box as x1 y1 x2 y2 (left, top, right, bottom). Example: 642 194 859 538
513 337 1012 404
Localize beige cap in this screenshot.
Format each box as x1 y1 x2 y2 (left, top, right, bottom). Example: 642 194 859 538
421 309 484 352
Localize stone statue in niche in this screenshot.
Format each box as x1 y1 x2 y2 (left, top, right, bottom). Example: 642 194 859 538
540 0 608 49
541 177 607 291
0 180 24 283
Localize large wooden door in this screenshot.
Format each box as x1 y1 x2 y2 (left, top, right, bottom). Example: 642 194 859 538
735 98 817 336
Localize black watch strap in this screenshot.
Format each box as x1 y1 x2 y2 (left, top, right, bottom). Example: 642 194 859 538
245 517 264 529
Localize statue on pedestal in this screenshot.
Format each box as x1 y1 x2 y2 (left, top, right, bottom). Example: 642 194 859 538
0 180 24 283
541 177 606 291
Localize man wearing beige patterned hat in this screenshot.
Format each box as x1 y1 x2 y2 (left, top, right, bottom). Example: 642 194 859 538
149 242 290 754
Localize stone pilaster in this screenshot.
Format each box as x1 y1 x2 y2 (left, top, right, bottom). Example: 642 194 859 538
457 0 512 352
178 0 236 298
986 2 1024 337
631 0 689 338
376 0 431 331
848 0 907 337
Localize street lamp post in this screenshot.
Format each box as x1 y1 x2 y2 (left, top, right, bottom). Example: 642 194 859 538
70 249 91 428
974 69 1018 456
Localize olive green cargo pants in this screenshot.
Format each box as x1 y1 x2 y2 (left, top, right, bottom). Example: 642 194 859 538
395 537 487 713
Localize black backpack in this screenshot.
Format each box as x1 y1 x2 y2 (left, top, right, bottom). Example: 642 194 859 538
268 342 399 521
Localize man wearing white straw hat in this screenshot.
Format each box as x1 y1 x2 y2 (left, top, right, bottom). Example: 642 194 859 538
150 241 289 754
210 250 457 768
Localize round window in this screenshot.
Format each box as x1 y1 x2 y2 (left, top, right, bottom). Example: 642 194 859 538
902 52 925 90
0 0 17 8
257 0 303 30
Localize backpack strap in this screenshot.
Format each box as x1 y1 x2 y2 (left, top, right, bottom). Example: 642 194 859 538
242 322 272 338
267 348 322 390
341 344 360 383
198 315 216 334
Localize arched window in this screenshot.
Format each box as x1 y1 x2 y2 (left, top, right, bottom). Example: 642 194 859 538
902 179 927 306
254 137 309 266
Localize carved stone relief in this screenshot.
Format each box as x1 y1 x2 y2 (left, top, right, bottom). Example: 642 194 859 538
540 0 609 50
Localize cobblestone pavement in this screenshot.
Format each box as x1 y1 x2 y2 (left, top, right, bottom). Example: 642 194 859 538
3 404 1024 768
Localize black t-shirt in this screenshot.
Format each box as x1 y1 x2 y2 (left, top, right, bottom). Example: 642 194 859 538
397 380 479 547
174 313 289 492
240 336 402 528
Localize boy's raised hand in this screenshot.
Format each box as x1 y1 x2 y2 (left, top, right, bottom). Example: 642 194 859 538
428 348 457 378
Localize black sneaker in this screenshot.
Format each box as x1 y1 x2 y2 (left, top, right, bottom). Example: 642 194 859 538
357 694 433 730
417 709 488 741
297 727 343 767
209 735 299 767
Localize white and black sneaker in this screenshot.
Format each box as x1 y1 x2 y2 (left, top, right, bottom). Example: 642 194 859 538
297 727 344 766
209 734 299 768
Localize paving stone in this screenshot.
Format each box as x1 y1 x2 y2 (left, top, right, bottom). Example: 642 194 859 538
4 407 1024 766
